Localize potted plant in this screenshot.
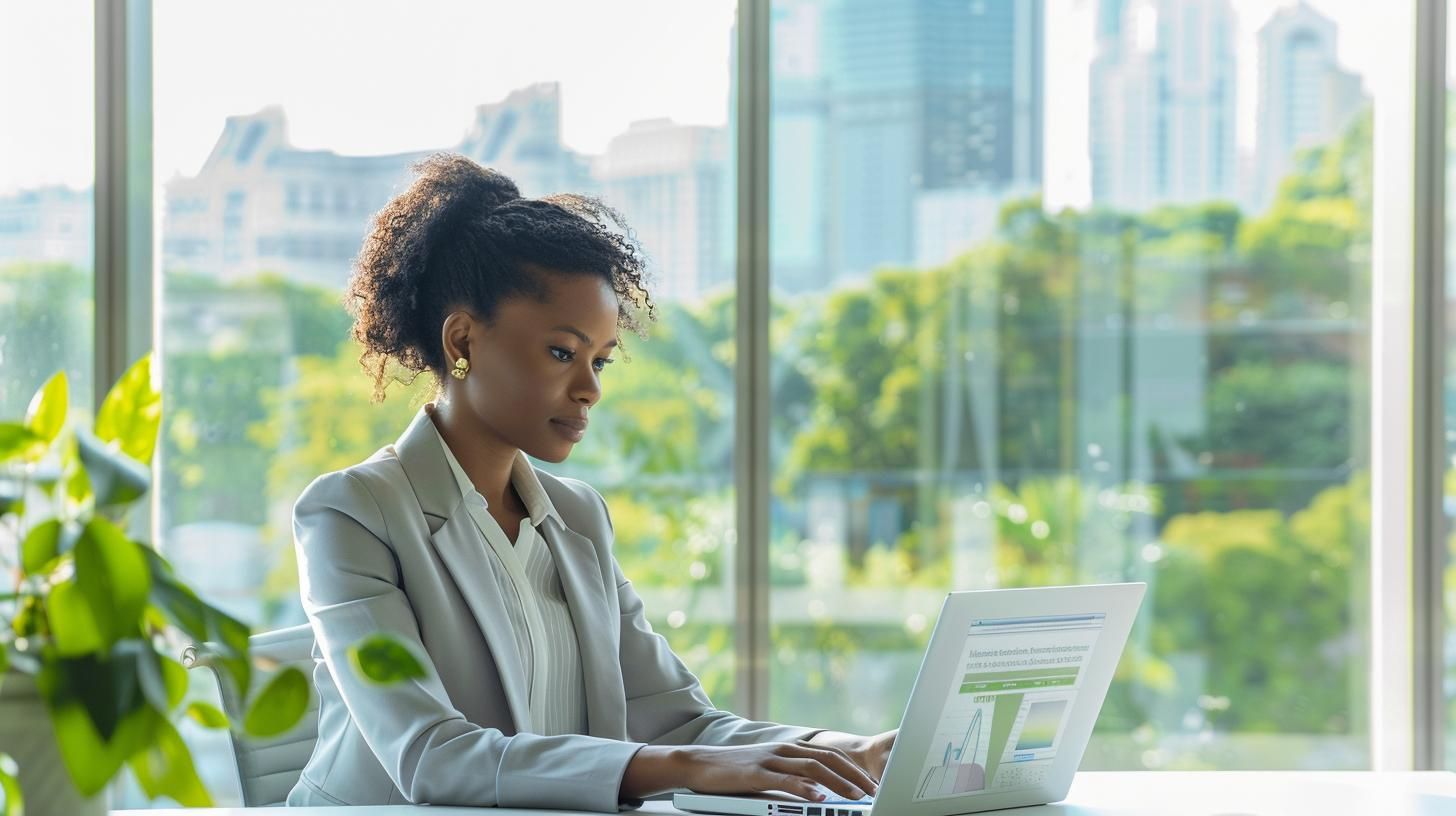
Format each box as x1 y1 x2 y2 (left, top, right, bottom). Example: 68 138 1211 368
0 355 312 814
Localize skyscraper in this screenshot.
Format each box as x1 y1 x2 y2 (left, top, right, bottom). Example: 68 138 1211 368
1252 2 1365 210
597 119 730 303
1090 0 1238 211
825 0 1044 279
771 0 833 294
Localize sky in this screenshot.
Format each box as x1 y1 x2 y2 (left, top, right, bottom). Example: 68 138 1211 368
0 0 1416 208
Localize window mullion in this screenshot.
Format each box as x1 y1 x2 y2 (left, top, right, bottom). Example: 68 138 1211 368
734 0 772 720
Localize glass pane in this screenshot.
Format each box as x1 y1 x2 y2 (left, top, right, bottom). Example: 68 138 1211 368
0 0 93 418
770 0 1380 770
153 0 736 804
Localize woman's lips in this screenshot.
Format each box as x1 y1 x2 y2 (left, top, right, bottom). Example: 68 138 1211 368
550 417 587 441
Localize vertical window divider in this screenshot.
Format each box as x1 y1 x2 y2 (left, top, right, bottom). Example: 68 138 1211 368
734 0 772 719
95 0 155 536
1413 0 1447 772
1372 0 1423 772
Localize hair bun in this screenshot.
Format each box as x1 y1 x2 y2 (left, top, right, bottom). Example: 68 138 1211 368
394 153 520 297
415 152 520 219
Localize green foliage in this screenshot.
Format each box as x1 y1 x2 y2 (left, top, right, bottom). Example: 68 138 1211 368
348 635 427 686
1180 363 1354 470
95 356 162 467
242 667 310 738
0 358 306 805
0 753 20 816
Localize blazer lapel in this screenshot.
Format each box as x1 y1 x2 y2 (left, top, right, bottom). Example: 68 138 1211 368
393 408 533 732
428 511 533 731
541 518 628 740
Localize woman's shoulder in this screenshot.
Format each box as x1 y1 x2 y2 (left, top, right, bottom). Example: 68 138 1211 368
294 446 411 522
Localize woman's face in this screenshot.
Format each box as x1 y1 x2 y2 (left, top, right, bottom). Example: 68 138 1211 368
449 268 621 463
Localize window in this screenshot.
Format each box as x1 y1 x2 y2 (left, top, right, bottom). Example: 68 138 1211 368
152 1 738 801
0 0 94 417
13 2 1450 808
768 0 1381 769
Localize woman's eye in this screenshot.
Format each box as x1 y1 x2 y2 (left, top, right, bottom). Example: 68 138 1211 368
593 358 614 372
549 347 573 362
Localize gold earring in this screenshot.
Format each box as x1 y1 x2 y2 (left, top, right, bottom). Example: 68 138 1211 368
451 357 469 380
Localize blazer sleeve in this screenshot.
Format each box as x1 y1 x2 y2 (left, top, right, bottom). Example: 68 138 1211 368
294 470 646 812
601 495 822 747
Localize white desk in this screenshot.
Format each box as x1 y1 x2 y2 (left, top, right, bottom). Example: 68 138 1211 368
112 771 1456 816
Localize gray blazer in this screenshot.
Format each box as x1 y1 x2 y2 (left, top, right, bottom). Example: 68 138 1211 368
287 409 815 810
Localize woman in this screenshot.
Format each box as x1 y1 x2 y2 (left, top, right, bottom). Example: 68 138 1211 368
288 153 895 810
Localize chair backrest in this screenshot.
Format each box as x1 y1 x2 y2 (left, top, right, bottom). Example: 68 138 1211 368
183 623 320 807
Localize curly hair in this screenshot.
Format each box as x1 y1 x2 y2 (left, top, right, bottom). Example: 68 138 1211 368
347 152 655 401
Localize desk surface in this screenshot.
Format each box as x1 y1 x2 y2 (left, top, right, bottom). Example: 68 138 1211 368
112 771 1456 815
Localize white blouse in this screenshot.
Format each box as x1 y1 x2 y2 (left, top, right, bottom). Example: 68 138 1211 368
427 410 588 737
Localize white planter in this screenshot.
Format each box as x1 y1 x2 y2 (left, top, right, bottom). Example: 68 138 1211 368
0 671 107 816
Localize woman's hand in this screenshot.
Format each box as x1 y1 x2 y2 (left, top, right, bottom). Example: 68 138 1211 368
806 729 898 781
621 740 880 803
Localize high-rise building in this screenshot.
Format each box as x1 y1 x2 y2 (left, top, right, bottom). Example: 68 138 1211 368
825 0 1044 279
597 119 730 303
1252 2 1365 210
771 0 833 294
1090 0 1238 211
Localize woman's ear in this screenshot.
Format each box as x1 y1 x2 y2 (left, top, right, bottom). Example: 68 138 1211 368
440 310 475 367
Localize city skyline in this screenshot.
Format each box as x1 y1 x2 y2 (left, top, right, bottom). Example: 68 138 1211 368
3 0 1395 213
2 0 1389 303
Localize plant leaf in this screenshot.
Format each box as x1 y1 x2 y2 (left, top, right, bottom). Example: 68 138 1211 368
0 484 21 518
38 657 160 797
0 752 22 816
25 371 68 444
348 634 427 685
95 353 161 466
184 701 229 730
143 549 252 697
144 549 207 639
75 429 149 509
126 717 212 807
46 581 105 656
242 667 310 738
0 423 42 463
160 655 188 710
129 645 188 715
73 517 151 647
19 519 62 575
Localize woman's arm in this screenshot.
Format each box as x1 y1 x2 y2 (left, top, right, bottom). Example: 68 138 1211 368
620 741 878 803
608 557 885 801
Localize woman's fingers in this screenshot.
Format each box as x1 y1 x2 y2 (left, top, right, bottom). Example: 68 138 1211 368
768 772 828 802
793 741 879 794
766 757 866 800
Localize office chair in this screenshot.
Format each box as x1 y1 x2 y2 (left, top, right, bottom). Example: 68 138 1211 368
183 623 320 807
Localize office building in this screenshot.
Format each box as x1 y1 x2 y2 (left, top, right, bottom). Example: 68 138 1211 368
1252 2 1365 209
1090 0 1238 211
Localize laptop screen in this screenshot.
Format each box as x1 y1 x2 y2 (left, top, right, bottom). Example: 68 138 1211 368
911 613 1106 802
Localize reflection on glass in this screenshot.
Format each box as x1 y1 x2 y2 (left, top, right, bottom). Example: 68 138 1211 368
768 0 1374 770
0 0 94 417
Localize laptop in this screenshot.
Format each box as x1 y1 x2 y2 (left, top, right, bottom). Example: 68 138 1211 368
674 582 1146 816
